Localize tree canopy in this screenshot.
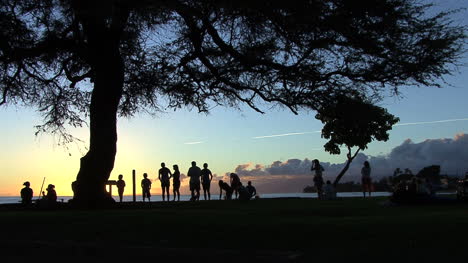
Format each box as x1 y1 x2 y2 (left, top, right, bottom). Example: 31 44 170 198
315 94 400 185
0 0 465 204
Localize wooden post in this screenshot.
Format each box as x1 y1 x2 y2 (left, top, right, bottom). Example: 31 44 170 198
132 169 136 202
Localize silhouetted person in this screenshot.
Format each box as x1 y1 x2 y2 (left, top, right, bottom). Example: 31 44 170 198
237 182 251 201
159 162 172 202
246 181 257 199
201 163 213 200
219 180 233 200
116 174 126 202
426 178 434 196
416 178 430 195
408 177 418 197
20 181 33 206
172 164 181 201
187 161 201 201
230 173 241 199
46 184 57 203
361 161 372 197
311 159 324 200
324 180 337 200
141 173 152 202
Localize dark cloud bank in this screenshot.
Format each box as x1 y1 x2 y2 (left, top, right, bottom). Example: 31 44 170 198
232 133 468 193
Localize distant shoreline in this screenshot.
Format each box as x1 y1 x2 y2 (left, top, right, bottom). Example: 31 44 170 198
0 192 395 205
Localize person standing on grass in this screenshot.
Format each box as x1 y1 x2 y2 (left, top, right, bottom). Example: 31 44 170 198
201 163 213 200
159 162 172 202
172 164 181 201
230 173 241 199
141 173 152 202
116 174 126 202
361 161 372 197
187 161 202 201
311 159 324 200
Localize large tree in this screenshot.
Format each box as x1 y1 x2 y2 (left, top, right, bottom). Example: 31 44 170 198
0 0 464 206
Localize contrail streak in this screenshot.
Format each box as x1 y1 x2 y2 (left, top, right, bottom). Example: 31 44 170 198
253 131 321 139
184 141 204 145
395 118 468 126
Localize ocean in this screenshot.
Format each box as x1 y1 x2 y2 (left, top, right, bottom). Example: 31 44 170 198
0 192 392 204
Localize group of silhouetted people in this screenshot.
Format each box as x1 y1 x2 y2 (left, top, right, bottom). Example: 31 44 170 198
114 161 258 203
218 173 257 201
20 181 57 207
392 176 434 202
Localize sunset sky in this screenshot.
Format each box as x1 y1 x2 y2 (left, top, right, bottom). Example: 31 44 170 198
0 0 467 197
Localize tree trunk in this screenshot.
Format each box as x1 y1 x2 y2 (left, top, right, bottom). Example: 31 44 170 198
72 10 125 206
333 148 360 187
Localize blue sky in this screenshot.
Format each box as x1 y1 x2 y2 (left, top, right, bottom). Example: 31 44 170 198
0 0 467 196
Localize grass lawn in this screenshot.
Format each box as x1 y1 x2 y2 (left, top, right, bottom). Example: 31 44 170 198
2 197 468 261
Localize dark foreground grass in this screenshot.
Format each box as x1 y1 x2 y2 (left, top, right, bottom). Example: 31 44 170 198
2 197 468 261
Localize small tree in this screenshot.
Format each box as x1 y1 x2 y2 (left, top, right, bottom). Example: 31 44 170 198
315 95 399 186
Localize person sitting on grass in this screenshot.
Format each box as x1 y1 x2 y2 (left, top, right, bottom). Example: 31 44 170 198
237 183 251 201
219 180 233 200
20 181 33 206
246 181 257 199
323 180 336 200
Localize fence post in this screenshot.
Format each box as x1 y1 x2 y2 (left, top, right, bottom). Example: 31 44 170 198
133 169 136 202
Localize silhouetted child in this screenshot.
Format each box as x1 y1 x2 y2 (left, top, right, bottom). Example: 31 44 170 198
230 173 241 199
116 174 126 202
187 161 201 201
172 164 181 201
246 181 257 199
323 180 336 200
46 184 57 203
201 163 213 200
361 161 372 197
219 180 233 200
311 159 324 200
159 162 172 201
20 181 33 206
141 173 152 202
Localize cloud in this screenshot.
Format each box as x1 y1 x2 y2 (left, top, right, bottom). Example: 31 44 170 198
229 133 468 193
266 159 313 175
368 133 468 177
234 163 269 177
